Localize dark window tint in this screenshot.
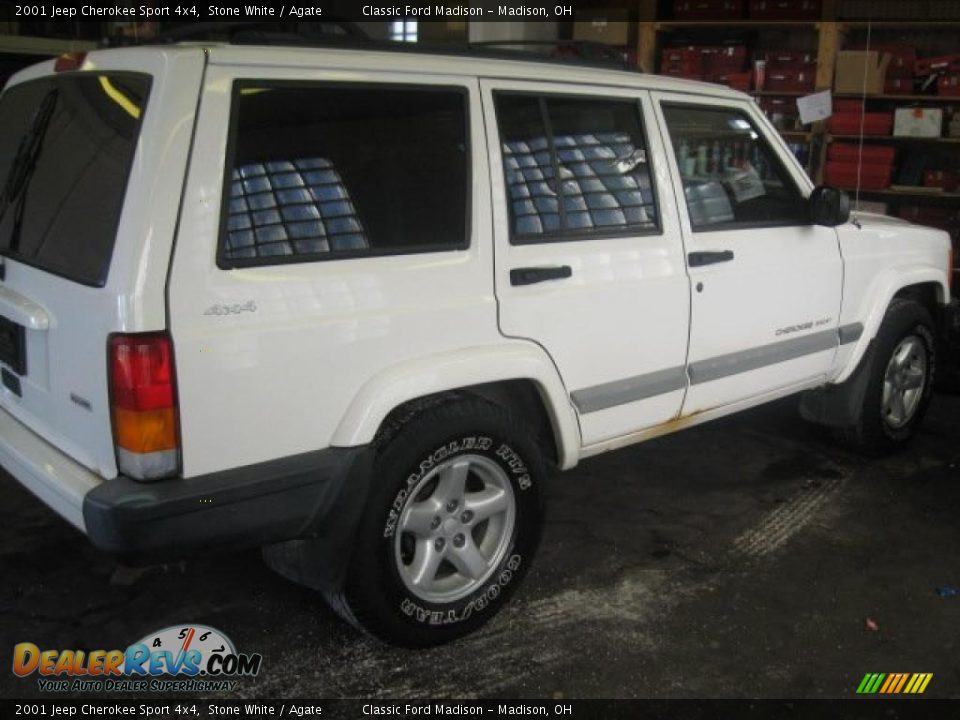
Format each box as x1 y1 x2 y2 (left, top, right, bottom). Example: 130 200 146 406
661 104 808 231
495 93 657 242
221 84 468 265
0 74 150 286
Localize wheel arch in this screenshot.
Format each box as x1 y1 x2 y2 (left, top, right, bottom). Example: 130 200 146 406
330 344 581 470
834 269 948 384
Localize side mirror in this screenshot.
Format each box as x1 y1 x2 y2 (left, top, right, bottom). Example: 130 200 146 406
809 186 851 227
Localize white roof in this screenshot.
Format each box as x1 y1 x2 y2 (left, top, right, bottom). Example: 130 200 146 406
6 43 749 102
204 43 748 100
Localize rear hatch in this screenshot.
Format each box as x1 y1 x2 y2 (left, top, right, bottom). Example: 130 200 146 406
0 48 205 479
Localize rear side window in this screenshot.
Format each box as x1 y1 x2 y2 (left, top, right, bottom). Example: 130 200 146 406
494 93 658 243
219 83 469 267
0 74 150 287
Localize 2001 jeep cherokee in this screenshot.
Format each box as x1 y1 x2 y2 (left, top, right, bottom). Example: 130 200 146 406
0 42 955 647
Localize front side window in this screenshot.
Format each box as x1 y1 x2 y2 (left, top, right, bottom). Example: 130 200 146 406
661 104 808 231
220 83 468 266
494 93 658 242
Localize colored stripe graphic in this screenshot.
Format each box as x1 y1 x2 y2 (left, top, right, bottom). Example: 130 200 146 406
857 673 932 694
879 674 896 693
856 674 874 694
893 673 909 693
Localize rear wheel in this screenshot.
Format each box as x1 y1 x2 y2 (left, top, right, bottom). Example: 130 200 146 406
326 398 545 647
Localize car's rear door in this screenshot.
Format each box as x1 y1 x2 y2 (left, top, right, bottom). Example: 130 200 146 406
481 80 691 447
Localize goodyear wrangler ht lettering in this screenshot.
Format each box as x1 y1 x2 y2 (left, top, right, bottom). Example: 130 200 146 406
326 399 544 646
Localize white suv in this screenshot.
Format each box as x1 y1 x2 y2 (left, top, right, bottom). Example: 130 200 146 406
0 43 955 647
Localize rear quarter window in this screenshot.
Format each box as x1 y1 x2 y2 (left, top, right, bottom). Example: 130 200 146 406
218 82 470 267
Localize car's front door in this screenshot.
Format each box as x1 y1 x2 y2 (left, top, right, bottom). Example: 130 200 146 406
480 80 691 447
651 94 844 413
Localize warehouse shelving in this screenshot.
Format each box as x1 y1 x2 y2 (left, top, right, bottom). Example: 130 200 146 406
632 2 959 244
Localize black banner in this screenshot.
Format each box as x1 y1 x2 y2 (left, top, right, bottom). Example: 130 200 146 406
3 1 584 22
3 699 960 720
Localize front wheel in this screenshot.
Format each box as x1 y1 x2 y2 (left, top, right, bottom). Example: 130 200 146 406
327 398 545 647
845 299 936 453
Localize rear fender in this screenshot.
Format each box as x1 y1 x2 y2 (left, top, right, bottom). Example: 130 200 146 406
330 343 581 470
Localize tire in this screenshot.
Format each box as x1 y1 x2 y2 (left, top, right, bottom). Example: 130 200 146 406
842 299 936 454
325 398 545 647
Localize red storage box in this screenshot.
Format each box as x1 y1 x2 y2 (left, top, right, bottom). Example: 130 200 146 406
661 68 704 80
698 46 748 73
834 98 864 113
924 170 958 191
914 53 960 77
884 77 915 95
765 67 816 92
748 0 821 19
824 161 892 190
709 72 752 92
938 75 960 97
754 50 817 67
886 47 918 78
662 58 704 75
849 45 916 78
698 45 748 60
827 112 894 136
662 47 702 64
828 143 896 165
674 0 745 19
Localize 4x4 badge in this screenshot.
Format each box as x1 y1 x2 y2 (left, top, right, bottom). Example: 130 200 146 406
204 301 257 317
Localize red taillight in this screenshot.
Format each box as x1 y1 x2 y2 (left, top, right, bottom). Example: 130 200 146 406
109 333 179 480
54 52 87 73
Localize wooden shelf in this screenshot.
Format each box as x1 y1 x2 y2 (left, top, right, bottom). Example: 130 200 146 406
654 21 817 30
838 21 960 30
839 187 960 200
752 90 811 97
828 134 960 144
833 93 960 102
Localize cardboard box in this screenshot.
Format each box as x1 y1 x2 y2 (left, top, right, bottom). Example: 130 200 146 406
834 51 891 94
574 10 630 46
893 107 943 137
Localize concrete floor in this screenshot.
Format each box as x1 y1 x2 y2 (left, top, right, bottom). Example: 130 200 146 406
1 393 959 700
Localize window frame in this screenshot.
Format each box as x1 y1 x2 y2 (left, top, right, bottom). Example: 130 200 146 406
660 101 812 234
216 79 473 270
492 89 663 246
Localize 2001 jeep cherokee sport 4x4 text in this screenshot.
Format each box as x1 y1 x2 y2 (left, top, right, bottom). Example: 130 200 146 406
0 43 955 646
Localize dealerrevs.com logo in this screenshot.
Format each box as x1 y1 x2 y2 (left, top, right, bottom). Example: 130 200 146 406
12 625 262 693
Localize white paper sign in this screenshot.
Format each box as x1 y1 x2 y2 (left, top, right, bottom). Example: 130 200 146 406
796 90 833 125
725 166 766 203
